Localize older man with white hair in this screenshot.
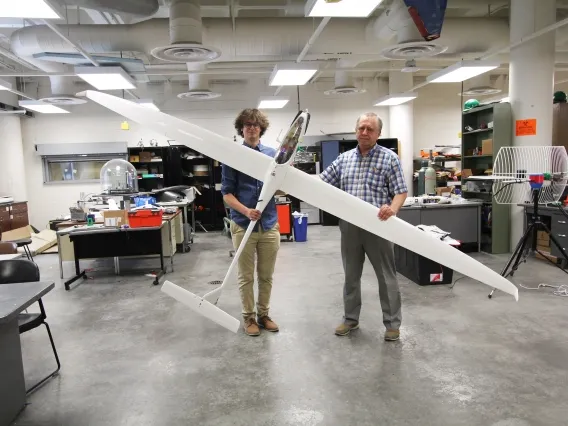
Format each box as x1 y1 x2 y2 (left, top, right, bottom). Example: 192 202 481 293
319 112 408 341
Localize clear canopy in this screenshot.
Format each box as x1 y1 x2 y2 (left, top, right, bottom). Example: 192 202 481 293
100 159 138 194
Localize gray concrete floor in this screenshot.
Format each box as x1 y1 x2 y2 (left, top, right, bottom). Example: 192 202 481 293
10 225 568 426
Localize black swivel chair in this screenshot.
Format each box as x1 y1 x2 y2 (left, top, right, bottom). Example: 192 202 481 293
0 259 61 393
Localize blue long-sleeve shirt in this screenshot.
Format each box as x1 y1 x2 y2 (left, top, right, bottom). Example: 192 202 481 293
221 142 278 231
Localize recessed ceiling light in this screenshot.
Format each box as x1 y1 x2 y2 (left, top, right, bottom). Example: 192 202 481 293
427 60 500 83
374 93 417 106
305 0 385 17
269 64 318 86
0 78 12 91
0 0 63 19
19 100 69 114
75 66 136 91
258 97 289 109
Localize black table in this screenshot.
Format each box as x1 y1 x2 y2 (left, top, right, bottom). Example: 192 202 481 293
58 223 172 290
0 281 54 426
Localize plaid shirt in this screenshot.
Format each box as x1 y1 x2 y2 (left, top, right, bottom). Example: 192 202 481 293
320 144 408 207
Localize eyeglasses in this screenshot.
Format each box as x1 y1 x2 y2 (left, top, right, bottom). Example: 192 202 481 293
244 122 260 129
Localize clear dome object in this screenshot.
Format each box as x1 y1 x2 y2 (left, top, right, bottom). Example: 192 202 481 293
100 159 138 194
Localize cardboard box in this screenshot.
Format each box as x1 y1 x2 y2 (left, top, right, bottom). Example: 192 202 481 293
139 151 152 162
461 169 473 179
103 210 128 227
537 231 550 245
536 250 557 263
436 187 452 196
482 139 493 155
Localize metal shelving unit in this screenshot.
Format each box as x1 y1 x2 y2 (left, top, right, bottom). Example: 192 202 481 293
461 102 512 254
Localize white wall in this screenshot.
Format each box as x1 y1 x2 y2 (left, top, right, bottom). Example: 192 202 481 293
413 82 464 157
20 79 395 229
0 80 27 202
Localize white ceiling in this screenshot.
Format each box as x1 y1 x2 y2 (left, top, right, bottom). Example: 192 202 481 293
1 0 568 100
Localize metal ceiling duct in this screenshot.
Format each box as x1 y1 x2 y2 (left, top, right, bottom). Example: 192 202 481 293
177 63 221 99
324 70 366 96
73 0 160 19
459 74 502 96
367 0 448 59
151 0 221 62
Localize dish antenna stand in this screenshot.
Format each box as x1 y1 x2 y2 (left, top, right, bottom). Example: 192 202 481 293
469 146 568 298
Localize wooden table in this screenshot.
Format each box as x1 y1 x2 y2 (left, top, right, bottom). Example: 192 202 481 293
0 281 54 426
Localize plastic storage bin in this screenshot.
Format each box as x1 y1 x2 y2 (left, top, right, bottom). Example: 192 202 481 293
292 212 309 242
128 209 163 228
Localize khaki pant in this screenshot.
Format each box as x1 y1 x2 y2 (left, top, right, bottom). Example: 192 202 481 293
230 221 281 320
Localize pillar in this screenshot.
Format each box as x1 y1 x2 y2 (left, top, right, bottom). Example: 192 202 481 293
389 70 414 196
509 0 556 248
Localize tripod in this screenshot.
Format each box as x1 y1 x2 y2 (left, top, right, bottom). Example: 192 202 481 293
488 186 568 298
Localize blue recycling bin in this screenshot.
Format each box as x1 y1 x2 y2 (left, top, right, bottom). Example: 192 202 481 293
293 213 309 242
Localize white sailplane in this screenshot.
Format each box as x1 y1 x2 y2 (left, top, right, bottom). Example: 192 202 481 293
78 90 518 333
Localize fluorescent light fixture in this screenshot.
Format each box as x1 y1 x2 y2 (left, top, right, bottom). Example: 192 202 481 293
258 97 289 109
135 99 160 111
0 78 12 91
19 100 69 114
374 93 417 106
269 63 318 86
0 0 63 19
305 0 384 17
427 60 500 83
75 66 136 90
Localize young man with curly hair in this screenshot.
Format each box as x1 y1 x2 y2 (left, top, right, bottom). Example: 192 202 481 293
221 108 281 336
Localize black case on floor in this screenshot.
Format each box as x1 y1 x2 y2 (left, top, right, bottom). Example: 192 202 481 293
394 244 454 285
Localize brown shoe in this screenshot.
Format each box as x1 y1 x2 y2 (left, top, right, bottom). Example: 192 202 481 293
384 329 400 341
258 315 279 332
335 322 359 336
244 318 260 336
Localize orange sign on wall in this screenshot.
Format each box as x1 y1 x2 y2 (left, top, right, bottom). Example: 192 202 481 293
516 119 537 136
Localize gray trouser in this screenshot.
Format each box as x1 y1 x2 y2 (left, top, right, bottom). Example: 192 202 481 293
339 219 402 330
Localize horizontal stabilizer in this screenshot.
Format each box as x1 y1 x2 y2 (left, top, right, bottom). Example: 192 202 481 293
161 281 240 333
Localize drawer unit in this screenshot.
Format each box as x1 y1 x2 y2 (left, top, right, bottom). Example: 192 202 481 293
0 201 29 235
10 202 28 214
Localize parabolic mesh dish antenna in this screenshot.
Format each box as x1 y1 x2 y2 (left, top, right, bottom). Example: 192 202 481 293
491 146 568 204
471 146 568 299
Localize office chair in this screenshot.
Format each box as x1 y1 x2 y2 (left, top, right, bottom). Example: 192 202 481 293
0 259 61 394
0 241 17 254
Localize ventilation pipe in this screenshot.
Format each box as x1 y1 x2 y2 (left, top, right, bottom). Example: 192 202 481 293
73 0 160 19
366 0 448 59
11 23 164 104
324 60 366 96
460 74 502 96
151 0 221 62
177 63 221 99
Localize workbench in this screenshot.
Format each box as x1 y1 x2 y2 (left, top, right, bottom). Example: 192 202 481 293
56 210 183 289
398 201 483 251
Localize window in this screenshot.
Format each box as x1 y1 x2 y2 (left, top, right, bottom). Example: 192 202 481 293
42 154 127 184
